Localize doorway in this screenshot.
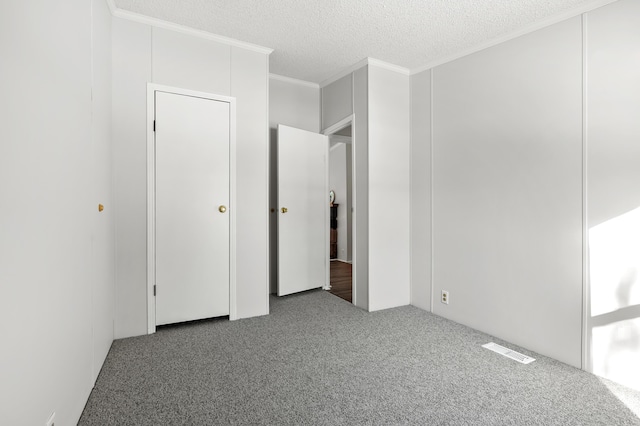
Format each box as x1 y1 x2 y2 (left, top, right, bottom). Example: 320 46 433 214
324 118 355 304
272 118 356 305
146 84 237 333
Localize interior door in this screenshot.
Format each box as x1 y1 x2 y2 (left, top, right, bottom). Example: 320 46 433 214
278 124 328 296
155 91 230 325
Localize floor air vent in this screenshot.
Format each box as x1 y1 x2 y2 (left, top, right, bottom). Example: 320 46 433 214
482 342 536 364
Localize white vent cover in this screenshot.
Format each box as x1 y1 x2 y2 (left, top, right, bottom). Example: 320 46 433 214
482 342 536 364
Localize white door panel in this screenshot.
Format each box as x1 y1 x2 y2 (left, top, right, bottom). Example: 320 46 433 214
155 91 230 325
278 125 328 296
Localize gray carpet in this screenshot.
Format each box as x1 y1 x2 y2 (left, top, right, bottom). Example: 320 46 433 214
79 290 640 425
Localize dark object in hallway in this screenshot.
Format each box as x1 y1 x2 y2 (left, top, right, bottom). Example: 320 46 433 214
330 204 338 259
330 260 351 303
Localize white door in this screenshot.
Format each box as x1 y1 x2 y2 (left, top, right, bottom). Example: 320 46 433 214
278 125 328 296
155 91 230 325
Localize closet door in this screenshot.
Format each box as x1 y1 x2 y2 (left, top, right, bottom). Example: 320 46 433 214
155 91 230 325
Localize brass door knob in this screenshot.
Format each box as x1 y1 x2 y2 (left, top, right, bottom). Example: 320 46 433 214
281 207 288 213
219 205 227 213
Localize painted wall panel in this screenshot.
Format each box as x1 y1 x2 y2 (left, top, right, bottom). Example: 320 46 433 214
268 78 320 292
353 67 369 310
112 18 152 338
322 74 353 130
269 78 320 132
329 142 350 262
586 0 640 391
231 47 269 318
152 27 231 96
432 17 583 367
346 144 353 262
113 19 270 334
91 0 115 384
368 66 411 311
0 0 109 424
410 70 432 311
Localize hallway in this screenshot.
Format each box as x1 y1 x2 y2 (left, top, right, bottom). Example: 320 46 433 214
329 260 352 303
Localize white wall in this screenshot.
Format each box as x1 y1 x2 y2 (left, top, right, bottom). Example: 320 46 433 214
406 0 640 389
329 142 350 261
321 64 411 312
113 17 269 337
231 48 270 319
0 0 114 424
152 28 231 94
322 68 369 309
268 76 320 293
345 143 353 262
270 77 320 133
353 67 369 310
112 18 152 338
322 74 353 130
410 70 432 311
586 0 640 390
91 0 115 384
367 65 411 311
431 18 583 367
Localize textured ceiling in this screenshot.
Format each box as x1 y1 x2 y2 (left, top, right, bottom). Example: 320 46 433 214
113 0 602 83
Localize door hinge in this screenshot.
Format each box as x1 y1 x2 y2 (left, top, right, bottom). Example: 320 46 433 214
153 120 156 132
153 285 156 296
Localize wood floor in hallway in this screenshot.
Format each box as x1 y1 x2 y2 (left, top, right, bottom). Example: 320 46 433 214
329 260 352 303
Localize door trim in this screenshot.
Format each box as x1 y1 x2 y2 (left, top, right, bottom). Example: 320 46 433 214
323 114 356 306
146 83 237 334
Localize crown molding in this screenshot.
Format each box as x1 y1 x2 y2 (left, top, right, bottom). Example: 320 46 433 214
367 58 410 76
319 57 411 88
108 3 273 55
319 58 369 88
319 57 410 88
107 0 618 81
269 74 319 89
105 0 117 14
411 0 618 74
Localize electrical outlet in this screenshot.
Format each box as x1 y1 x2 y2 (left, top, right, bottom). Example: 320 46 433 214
46 412 55 426
441 290 449 305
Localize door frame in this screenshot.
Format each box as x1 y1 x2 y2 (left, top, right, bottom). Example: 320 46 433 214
323 114 356 305
146 83 237 334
